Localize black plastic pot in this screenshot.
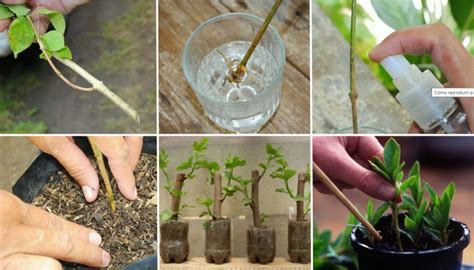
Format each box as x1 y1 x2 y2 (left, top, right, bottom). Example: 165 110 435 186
204 218 231 264
12 137 157 270
288 219 310 264
247 226 276 264
351 215 470 270
160 220 189 263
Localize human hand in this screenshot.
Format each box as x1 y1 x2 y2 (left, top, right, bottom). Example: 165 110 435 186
369 23 474 132
0 0 89 34
28 136 143 202
313 136 396 201
0 190 110 268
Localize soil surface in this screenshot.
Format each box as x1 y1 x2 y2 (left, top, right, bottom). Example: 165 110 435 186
32 154 157 269
360 214 452 252
0 0 156 133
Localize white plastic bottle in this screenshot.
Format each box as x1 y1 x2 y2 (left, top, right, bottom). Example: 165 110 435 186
380 55 470 134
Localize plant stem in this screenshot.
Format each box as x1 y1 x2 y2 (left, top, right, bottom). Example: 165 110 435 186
88 137 116 212
251 170 262 228
170 174 186 221
296 172 305 222
349 0 359 134
233 0 283 78
391 201 402 251
213 172 222 220
27 16 140 123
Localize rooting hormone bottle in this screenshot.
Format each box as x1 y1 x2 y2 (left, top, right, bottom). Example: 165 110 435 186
380 55 470 134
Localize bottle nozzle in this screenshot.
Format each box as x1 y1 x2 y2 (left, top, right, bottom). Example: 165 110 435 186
380 55 411 79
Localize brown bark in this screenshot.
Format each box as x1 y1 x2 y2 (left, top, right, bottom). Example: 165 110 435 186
251 170 262 227
296 172 305 222
171 174 186 220
213 172 222 219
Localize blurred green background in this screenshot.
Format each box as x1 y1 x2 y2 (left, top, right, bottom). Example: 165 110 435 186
316 0 474 95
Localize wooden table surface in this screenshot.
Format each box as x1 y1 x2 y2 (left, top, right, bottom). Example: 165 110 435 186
159 0 310 134
160 257 311 270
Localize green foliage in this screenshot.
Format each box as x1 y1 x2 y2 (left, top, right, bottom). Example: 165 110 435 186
424 182 456 245
314 215 357 270
3 5 70 60
449 0 474 31
160 139 210 221
8 16 34 58
371 0 424 30
362 138 457 250
197 197 214 218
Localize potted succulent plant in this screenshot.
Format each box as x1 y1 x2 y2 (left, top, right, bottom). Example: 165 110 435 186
272 162 311 264
159 138 209 263
12 137 157 269
350 138 471 270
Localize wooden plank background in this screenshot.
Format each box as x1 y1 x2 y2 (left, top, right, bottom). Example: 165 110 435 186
159 0 310 134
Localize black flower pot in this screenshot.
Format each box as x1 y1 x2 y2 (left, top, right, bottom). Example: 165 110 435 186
204 218 231 264
351 215 470 270
288 219 310 264
12 137 157 270
160 220 189 263
247 226 276 264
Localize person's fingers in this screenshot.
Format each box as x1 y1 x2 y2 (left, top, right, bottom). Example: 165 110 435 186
29 12 49 35
124 136 143 169
21 202 102 246
350 136 384 162
28 137 99 202
6 225 110 267
408 122 423 133
0 19 10 32
314 180 352 194
369 23 473 88
93 137 137 200
1 0 27 4
0 253 62 270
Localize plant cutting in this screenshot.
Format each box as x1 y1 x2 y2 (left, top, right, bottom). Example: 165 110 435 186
351 138 471 270
159 138 209 263
272 162 311 264
0 3 139 122
195 153 246 264
221 144 283 264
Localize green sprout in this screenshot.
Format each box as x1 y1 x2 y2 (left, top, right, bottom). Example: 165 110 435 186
160 138 209 221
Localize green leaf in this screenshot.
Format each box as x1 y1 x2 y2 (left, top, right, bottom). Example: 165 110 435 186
371 0 423 30
295 195 305 202
369 160 390 180
197 197 213 207
177 159 191 171
383 138 400 176
54 46 72 59
37 8 66 34
443 182 456 200
41 30 65 52
373 202 390 225
199 211 210 218
6 4 30 17
275 187 287 194
193 138 208 152
8 16 34 58
160 209 173 221
399 176 415 192
159 150 169 169
0 4 14 20
449 0 474 31
366 200 374 221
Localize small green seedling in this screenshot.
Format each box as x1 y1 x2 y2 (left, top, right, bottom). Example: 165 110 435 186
424 182 456 246
360 138 457 251
160 138 209 221
368 138 415 251
0 3 139 122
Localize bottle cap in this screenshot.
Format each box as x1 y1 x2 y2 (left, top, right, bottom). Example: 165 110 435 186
380 55 411 79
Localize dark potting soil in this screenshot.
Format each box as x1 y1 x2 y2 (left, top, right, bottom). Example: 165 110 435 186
31 154 157 269
360 214 455 252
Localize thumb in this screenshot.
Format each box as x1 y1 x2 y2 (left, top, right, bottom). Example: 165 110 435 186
29 137 99 202
1 254 62 270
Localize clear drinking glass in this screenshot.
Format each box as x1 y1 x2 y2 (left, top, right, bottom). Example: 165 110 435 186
183 13 285 133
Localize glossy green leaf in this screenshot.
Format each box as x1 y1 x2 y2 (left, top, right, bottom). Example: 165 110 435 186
383 138 400 176
0 4 14 19
6 4 30 17
159 209 173 221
